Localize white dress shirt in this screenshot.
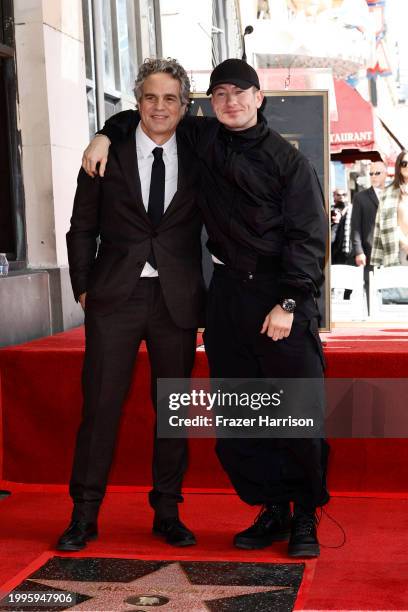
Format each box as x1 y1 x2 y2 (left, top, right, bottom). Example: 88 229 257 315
374 187 383 200
136 122 178 277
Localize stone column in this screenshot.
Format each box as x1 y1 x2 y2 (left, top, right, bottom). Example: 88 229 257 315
14 0 88 331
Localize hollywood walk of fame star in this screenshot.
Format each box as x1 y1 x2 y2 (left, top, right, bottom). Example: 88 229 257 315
28 561 293 611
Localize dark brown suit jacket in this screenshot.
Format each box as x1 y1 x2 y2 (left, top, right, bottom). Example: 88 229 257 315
66 117 205 327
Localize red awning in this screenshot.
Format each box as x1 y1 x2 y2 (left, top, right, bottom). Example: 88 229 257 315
244 69 400 162
330 79 375 153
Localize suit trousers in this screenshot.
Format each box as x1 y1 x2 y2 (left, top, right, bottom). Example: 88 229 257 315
204 266 330 511
70 278 197 522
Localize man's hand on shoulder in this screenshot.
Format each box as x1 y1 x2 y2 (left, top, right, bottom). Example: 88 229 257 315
260 304 293 341
82 135 111 178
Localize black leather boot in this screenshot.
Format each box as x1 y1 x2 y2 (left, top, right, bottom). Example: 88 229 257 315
234 503 292 549
288 506 319 557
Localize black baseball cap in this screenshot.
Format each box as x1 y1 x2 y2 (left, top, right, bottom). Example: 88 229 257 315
206 59 260 96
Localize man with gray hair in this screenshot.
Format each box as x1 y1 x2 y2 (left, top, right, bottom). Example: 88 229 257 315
351 160 387 266
57 58 205 551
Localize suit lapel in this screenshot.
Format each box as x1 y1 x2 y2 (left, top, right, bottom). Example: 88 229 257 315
367 186 379 208
114 127 151 223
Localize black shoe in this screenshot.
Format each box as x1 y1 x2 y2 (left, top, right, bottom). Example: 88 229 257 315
56 520 98 552
233 504 291 550
288 508 320 557
152 517 196 547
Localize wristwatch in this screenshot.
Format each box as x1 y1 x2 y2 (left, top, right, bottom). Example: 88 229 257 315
279 298 296 313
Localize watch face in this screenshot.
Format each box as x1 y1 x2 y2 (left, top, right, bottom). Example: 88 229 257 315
281 298 296 313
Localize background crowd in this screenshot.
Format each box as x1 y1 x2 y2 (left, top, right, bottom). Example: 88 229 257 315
330 150 408 314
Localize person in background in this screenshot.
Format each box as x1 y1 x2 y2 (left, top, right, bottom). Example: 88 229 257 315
352 161 387 268
331 188 353 265
371 150 408 268
333 188 348 210
351 160 387 312
330 206 342 249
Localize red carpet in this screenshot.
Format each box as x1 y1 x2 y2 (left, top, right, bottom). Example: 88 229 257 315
0 487 407 610
1 326 408 491
1 328 408 609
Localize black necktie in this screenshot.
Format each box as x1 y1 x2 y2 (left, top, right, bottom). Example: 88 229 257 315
147 147 165 268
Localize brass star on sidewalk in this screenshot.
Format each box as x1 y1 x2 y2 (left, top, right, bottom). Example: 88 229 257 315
29 561 292 611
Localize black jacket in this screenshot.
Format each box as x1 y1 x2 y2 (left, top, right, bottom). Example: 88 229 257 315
67 115 205 326
100 111 327 303
331 205 353 265
351 186 379 263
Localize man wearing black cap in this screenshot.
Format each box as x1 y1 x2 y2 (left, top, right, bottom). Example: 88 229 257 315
82 58 329 559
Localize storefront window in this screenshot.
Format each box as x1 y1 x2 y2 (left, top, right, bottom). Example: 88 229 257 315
82 0 161 133
102 0 117 91
82 0 94 81
117 0 138 96
0 60 14 255
0 0 25 265
139 0 157 59
86 87 97 137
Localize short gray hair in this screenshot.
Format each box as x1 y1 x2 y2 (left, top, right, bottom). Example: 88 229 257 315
134 58 191 106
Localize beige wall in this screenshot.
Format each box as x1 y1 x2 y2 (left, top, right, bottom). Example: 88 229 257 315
14 0 89 268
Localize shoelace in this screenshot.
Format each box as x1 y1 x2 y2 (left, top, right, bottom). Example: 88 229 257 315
253 504 346 547
319 506 347 549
